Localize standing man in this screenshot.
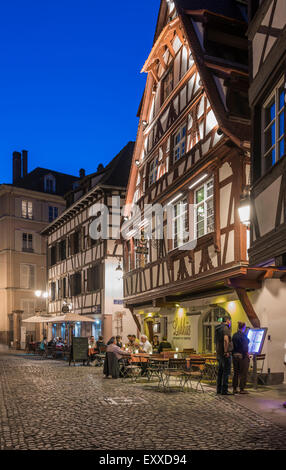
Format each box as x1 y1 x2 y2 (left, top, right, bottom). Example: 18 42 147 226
232 322 250 394
215 315 233 395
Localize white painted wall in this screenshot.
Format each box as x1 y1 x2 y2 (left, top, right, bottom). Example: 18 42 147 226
250 280 286 382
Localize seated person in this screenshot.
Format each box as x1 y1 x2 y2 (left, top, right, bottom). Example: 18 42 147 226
96 336 106 353
158 336 172 354
139 335 153 354
132 334 140 346
126 334 136 353
88 336 96 348
116 336 123 348
87 336 97 364
104 337 131 379
152 335 160 353
56 337 65 347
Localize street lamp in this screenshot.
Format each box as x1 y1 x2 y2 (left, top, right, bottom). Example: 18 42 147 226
34 290 49 299
238 186 251 226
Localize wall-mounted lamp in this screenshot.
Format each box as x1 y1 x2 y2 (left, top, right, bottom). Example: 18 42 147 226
238 186 251 226
135 159 140 167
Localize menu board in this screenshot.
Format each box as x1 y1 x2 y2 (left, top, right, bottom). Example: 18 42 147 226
72 337 88 362
246 328 267 355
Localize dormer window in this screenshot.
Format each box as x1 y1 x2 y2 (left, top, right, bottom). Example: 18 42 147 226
44 174 56 193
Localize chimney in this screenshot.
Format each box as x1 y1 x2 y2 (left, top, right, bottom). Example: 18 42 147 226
79 168 85 179
22 150 28 178
13 151 22 184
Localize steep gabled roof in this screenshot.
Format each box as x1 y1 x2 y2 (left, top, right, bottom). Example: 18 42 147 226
65 141 135 207
175 0 248 22
12 167 79 196
173 0 250 147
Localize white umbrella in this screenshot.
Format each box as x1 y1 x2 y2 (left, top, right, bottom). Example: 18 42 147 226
22 316 52 323
45 313 95 323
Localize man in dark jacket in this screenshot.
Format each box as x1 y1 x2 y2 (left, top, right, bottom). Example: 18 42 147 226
215 315 233 395
232 322 250 394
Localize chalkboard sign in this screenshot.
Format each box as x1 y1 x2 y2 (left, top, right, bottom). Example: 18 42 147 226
71 337 88 363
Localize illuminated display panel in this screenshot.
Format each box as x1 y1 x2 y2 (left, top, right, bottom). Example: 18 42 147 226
246 328 267 355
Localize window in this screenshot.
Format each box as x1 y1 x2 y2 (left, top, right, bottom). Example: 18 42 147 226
44 174 56 193
162 66 173 104
22 200 33 219
195 179 214 239
70 272 82 296
49 206 58 222
70 231 80 255
50 245 57 266
263 80 285 171
149 156 159 186
202 307 227 353
173 125 186 163
172 197 188 249
20 264 35 289
22 233 33 252
50 282 56 301
87 265 101 292
59 239 66 261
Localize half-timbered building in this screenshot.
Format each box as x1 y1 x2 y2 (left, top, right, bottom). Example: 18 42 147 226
42 142 136 343
247 0 286 381
123 0 285 382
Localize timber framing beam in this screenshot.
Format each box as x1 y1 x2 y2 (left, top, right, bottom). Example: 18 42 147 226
234 287 261 328
227 278 262 290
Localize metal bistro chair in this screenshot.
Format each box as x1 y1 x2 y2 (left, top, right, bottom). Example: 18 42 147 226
120 357 141 383
182 358 206 392
147 357 167 382
159 358 186 392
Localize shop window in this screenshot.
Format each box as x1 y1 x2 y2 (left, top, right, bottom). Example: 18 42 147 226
202 306 227 353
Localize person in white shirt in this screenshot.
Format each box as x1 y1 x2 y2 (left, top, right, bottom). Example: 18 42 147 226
140 335 153 354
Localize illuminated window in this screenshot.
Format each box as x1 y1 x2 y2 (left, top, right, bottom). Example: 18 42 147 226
22 200 33 219
173 125 186 162
263 79 285 172
172 197 188 249
194 179 214 239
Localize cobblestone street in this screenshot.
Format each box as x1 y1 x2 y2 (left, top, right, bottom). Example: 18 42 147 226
0 352 286 451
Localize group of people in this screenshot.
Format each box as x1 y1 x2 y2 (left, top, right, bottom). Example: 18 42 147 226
215 317 250 395
103 334 173 378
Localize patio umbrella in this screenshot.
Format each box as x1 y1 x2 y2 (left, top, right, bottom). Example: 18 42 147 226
22 316 52 323
45 313 95 323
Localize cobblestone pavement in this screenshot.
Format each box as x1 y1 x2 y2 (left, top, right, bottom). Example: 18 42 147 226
0 352 286 450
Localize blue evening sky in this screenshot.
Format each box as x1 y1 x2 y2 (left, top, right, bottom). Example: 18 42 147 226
0 0 160 183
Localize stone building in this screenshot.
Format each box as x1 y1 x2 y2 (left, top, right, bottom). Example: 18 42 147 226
0 150 78 347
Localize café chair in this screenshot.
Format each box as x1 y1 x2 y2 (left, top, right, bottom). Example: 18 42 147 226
182 358 206 392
